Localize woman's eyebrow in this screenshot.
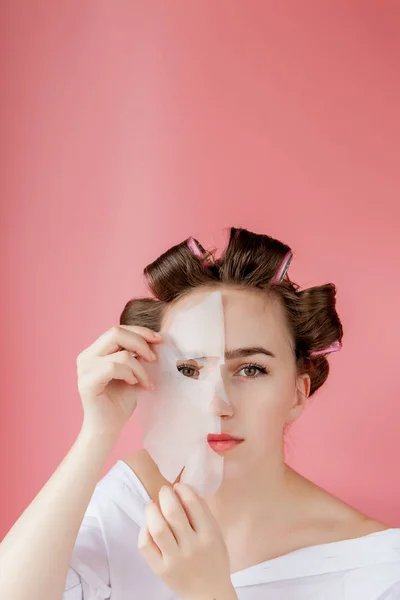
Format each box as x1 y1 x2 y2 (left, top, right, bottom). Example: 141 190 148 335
225 346 276 360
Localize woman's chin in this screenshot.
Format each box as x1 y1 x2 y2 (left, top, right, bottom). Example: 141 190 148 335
222 458 248 480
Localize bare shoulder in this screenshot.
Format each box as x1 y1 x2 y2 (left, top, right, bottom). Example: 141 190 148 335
320 491 390 538
288 469 391 543
354 517 391 536
122 449 170 502
331 509 390 541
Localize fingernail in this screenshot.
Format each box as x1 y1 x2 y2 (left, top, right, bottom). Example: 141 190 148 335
150 351 157 361
153 332 162 338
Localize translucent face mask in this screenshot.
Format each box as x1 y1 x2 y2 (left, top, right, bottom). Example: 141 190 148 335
135 290 231 496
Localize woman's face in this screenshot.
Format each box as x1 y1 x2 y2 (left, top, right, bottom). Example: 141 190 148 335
161 285 310 479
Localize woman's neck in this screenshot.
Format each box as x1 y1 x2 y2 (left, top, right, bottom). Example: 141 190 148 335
204 455 299 535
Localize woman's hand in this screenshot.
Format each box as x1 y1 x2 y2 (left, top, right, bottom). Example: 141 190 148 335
77 325 162 438
138 482 237 600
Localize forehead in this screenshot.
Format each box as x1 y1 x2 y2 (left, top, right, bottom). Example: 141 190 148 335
161 286 292 357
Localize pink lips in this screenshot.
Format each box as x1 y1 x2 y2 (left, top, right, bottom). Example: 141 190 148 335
207 433 244 453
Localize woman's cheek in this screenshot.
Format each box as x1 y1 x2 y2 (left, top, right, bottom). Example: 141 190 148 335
252 382 295 445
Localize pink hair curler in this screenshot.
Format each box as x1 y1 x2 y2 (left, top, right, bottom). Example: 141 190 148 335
309 340 342 357
187 237 214 267
271 251 293 285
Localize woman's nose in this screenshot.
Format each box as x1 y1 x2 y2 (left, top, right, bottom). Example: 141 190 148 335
208 392 234 418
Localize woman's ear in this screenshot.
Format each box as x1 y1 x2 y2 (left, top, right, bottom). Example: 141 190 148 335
286 373 311 424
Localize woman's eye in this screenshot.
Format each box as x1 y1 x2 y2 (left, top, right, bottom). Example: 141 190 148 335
238 365 268 378
177 365 199 379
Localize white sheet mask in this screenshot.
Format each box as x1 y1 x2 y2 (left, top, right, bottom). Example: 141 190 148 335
135 290 231 496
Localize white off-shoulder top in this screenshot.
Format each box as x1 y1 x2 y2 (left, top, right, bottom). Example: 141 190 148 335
63 460 400 599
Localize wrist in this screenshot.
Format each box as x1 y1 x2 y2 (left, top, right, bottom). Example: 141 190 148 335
76 425 120 458
79 421 121 446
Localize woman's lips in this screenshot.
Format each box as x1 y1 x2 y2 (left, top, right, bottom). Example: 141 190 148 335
207 433 244 453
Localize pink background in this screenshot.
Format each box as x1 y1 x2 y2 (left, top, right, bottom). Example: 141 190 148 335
1 1 400 539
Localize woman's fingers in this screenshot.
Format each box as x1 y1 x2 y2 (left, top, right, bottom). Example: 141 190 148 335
80 325 162 361
104 351 153 390
158 486 195 546
173 483 215 535
144 501 178 556
137 525 162 567
78 349 154 391
141 486 198 560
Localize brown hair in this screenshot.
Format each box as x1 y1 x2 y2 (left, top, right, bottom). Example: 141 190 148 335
120 227 343 397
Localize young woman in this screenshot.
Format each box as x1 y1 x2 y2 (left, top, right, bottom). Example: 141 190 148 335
1 227 399 600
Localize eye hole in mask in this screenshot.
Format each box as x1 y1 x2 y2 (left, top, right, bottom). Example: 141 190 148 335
176 357 220 380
